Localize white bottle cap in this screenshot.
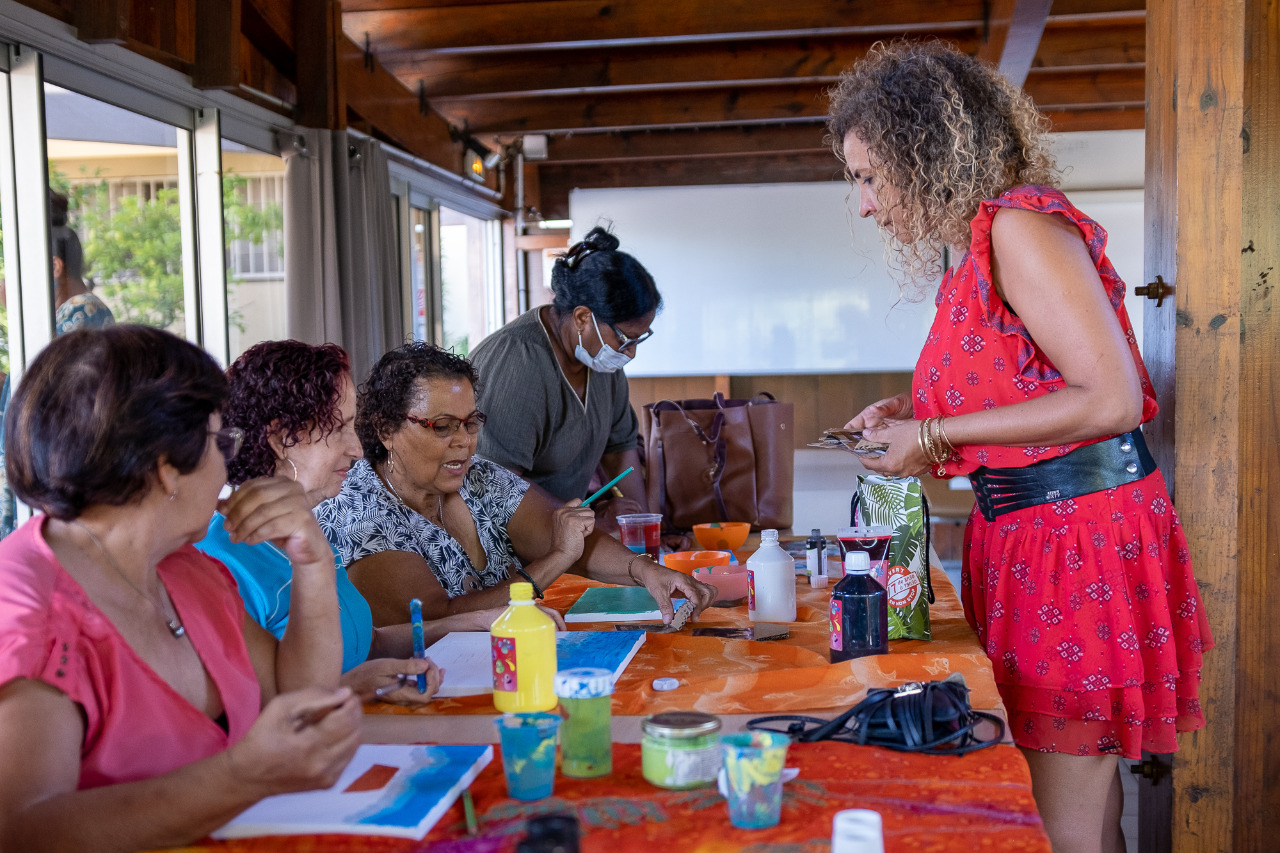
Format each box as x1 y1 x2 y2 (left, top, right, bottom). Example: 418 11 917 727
809 574 829 589
760 529 779 543
832 809 884 853
843 551 871 576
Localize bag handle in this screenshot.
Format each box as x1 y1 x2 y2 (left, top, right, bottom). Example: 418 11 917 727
651 400 730 522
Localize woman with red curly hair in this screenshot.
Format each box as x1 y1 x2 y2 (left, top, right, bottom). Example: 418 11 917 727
197 340 530 706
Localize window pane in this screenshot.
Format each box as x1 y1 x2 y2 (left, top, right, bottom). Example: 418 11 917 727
221 139 286 358
410 207 428 342
45 84 186 337
440 205 491 356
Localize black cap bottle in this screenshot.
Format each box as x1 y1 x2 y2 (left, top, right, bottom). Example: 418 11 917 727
829 551 889 663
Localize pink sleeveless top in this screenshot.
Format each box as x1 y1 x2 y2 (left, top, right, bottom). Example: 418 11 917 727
0 516 260 788
912 185 1158 477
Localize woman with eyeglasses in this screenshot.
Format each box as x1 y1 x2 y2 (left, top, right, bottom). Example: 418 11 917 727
316 342 714 626
0 326 360 850
469 226 658 534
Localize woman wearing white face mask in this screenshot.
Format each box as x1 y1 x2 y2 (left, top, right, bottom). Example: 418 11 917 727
470 226 658 533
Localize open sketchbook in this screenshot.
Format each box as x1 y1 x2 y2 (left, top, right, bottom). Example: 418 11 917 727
424 630 646 697
212 744 492 840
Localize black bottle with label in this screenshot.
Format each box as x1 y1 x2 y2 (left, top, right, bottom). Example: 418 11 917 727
829 551 889 663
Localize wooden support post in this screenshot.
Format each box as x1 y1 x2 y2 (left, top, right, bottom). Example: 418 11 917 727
1144 0 1280 849
294 0 344 129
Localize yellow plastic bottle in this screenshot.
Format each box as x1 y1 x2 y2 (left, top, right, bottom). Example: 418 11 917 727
489 582 557 712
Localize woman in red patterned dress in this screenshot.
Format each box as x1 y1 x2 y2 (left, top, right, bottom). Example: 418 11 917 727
829 42 1211 853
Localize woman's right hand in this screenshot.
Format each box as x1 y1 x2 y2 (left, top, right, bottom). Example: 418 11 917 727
343 657 443 706
546 499 595 566
224 687 361 797
844 393 914 432
218 477 333 569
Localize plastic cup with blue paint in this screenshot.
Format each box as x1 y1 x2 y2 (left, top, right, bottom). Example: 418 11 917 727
495 712 561 800
719 731 791 829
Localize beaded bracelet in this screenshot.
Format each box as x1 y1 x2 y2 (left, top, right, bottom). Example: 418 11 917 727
514 567 545 599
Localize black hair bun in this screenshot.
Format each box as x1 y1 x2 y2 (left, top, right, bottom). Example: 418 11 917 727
579 226 619 253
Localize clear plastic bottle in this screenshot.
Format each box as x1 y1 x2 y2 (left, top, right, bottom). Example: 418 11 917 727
829 552 889 663
490 582 557 712
746 529 796 622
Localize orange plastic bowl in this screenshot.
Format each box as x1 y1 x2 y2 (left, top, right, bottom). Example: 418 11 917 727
692 522 751 552
664 550 733 575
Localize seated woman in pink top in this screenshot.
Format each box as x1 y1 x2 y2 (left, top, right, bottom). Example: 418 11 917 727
0 325 362 851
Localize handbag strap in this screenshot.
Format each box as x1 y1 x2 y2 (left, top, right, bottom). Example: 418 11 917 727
651 399 730 522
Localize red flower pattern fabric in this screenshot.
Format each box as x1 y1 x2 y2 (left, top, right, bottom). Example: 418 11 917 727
917 186 1212 758
914 185 1158 479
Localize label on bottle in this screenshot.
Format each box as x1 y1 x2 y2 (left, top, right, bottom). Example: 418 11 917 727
747 569 756 611
886 564 921 609
830 598 843 650
805 547 820 578
491 634 518 692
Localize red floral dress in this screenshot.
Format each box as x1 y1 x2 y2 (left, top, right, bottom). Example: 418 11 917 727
913 186 1212 758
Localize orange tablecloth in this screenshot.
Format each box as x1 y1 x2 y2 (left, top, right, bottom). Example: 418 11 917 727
371 563 1003 718
179 741 1048 853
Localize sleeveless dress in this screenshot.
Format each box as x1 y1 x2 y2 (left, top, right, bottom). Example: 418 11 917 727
912 186 1212 758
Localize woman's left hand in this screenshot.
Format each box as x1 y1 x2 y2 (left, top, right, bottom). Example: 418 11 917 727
634 560 717 623
219 477 333 568
860 418 934 478
342 657 443 706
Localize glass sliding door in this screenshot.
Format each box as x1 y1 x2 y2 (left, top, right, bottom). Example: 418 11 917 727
221 139 285 358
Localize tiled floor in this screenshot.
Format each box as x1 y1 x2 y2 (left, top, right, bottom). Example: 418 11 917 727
792 448 1141 852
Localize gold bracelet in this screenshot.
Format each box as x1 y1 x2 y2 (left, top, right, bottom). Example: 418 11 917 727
931 417 948 464
626 553 651 584
921 417 939 465
935 416 957 458
917 418 931 461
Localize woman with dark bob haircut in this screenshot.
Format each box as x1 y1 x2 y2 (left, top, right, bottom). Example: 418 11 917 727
316 341 714 627
469 226 662 534
0 325 360 851
198 339 525 705
831 41 1211 853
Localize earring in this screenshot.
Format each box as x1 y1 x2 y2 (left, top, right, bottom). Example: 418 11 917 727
169 489 178 502
387 449 395 474
285 458 299 482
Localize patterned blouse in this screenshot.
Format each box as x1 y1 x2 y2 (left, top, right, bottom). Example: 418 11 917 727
315 456 530 598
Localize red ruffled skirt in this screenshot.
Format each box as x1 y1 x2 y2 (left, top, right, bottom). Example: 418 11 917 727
962 469 1212 759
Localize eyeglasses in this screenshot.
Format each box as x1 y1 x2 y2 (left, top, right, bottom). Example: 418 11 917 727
405 411 488 438
210 427 244 463
608 322 654 350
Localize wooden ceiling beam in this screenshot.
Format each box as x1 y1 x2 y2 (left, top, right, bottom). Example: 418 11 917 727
1034 18 1144 68
342 0 987 55
505 123 831 165
242 0 296 79
979 0 1053 87
1042 104 1144 132
536 151 848 220
387 34 979 100
434 67 1145 134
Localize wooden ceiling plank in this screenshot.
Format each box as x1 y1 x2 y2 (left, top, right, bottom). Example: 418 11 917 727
978 0 1053 87
342 0 988 54
243 0 297 79
432 68 1145 134
385 34 981 100
1035 20 1144 68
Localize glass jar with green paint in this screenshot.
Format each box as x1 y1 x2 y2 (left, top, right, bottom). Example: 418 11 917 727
641 711 722 789
554 667 614 778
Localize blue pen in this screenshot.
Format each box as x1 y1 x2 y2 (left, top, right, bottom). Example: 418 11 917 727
410 598 427 694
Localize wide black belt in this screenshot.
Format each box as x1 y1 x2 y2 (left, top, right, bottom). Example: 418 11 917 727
970 430 1157 522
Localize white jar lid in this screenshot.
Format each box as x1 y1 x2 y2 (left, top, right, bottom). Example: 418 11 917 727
553 667 614 698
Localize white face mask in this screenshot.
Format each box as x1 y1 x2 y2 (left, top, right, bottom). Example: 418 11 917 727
574 313 632 373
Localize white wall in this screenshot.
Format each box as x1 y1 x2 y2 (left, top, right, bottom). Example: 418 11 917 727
568 129 1146 377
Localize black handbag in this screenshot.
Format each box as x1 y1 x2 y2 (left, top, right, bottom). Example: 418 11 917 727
746 674 1004 756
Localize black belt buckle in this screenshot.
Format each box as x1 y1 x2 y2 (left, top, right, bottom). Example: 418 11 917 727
971 431 1157 522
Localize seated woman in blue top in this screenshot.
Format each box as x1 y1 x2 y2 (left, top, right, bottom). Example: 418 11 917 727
197 340 518 705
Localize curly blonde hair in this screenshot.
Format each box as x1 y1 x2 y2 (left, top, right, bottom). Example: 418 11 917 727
827 40 1059 286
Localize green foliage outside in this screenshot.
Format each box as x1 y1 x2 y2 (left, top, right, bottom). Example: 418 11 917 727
0 163 283 372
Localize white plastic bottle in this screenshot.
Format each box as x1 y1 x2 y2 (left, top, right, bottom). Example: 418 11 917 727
746 529 797 622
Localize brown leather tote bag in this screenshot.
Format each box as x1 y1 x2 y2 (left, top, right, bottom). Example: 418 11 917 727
642 392 794 530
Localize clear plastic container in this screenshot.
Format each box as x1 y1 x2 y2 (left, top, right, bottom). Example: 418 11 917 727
746 529 796 622
555 667 613 778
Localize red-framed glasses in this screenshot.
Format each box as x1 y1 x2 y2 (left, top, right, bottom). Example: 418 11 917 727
405 411 488 438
